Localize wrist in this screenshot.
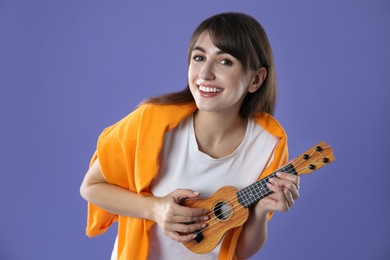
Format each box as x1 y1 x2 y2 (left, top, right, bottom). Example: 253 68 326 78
253 204 269 219
145 195 162 222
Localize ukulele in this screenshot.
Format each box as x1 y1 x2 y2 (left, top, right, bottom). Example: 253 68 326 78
182 141 335 254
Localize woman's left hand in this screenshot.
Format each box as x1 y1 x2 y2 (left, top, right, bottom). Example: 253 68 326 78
256 171 300 213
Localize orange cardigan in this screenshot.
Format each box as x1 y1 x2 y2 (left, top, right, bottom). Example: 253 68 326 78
85 102 288 259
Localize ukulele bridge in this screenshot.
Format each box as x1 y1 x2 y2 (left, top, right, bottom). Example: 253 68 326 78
193 232 204 243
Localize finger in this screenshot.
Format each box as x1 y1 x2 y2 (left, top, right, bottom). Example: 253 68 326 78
171 203 208 219
170 212 209 223
267 178 282 193
267 180 289 211
171 189 201 201
165 221 207 242
171 221 207 234
168 231 198 243
278 179 299 199
161 202 208 224
272 175 300 200
276 171 299 182
283 188 294 208
290 183 299 200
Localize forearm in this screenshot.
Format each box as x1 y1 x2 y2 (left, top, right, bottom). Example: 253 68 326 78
80 158 158 220
81 181 155 220
236 207 269 259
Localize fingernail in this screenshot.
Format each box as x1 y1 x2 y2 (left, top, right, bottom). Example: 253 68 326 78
276 172 281 177
201 223 207 228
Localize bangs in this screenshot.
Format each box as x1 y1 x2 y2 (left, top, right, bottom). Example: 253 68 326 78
188 13 262 71
204 15 261 70
207 19 249 70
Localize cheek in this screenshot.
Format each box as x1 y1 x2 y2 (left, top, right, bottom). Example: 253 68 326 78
187 69 197 93
188 67 202 91
229 74 249 90
187 65 196 82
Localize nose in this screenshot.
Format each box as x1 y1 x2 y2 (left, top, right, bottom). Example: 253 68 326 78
199 61 215 81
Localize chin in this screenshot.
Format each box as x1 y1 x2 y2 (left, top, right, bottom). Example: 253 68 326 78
195 102 216 112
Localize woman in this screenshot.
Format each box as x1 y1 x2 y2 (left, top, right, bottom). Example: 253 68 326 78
80 12 299 260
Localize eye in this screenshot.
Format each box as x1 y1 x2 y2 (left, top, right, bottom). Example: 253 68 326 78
192 55 204 62
219 59 233 66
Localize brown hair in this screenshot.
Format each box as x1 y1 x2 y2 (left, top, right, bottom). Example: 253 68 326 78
144 12 277 116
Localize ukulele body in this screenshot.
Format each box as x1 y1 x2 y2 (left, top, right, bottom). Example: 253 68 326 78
182 186 249 254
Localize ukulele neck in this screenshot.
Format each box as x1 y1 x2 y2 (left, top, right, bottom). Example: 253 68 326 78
237 164 297 208
236 141 335 208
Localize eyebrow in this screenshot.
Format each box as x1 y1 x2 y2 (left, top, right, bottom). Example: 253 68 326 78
192 46 226 55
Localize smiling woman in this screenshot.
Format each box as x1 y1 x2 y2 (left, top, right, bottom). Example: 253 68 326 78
80 12 299 260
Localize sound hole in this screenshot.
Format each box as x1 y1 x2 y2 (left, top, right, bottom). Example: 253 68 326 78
214 201 232 220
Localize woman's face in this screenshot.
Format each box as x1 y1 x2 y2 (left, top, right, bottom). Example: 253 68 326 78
188 31 255 116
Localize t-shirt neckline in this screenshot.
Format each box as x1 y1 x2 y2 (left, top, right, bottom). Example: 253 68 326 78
188 114 253 161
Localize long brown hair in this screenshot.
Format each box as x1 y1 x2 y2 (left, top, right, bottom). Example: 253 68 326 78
144 12 277 116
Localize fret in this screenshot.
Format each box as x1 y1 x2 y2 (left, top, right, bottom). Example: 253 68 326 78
279 163 297 175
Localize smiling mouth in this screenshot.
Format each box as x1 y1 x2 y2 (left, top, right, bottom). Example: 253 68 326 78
199 85 223 93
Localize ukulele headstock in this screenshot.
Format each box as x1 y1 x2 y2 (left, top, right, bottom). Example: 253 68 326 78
290 141 335 176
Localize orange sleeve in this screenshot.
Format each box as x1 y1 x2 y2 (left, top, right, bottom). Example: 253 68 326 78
85 151 118 237
85 109 141 237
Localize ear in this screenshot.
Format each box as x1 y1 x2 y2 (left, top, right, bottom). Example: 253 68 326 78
248 67 267 93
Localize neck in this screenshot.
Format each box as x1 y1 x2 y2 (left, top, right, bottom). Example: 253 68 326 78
193 110 248 158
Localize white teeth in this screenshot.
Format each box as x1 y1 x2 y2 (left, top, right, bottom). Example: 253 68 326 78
199 86 222 93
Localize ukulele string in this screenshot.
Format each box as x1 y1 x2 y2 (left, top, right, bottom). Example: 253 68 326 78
193 149 327 237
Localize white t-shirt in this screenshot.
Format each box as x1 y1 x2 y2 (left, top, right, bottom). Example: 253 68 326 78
111 115 278 260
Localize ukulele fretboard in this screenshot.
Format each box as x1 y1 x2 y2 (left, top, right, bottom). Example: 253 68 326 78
237 164 297 208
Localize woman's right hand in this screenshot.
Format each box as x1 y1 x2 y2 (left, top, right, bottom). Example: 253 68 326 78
151 189 209 242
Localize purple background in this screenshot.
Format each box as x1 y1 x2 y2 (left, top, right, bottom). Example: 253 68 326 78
1 1 389 259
